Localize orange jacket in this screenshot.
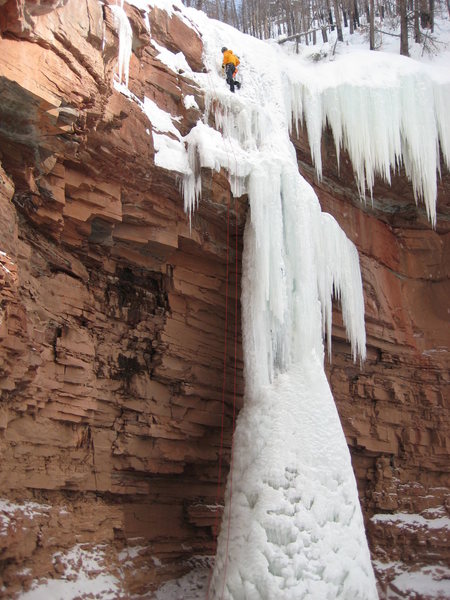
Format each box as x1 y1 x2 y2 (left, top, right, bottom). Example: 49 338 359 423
222 49 240 67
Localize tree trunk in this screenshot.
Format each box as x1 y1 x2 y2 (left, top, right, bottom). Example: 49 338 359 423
369 0 375 48
343 9 348 27
223 0 229 23
329 7 335 30
414 0 421 42
429 0 434 31
400 0 409 55
231 0 239 28
349 0 355 33
354 0 360 26
333 0 344 41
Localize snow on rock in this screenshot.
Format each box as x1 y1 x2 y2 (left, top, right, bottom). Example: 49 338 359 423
373 561 450 599
154 557 213 600
150 39 193 74
153 131 189 174
392 567 450 599
19 544 121 600
184 94 199 110
112 83 189 174
142 96 182 138
371 511 450 532
0 499 50 538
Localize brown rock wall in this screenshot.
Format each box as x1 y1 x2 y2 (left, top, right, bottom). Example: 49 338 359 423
0 1 244 596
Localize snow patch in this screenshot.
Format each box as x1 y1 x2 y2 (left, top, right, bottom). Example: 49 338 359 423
155 557 213 600
183 94 199 110
112 81 188 174
153 132 189 174
0 499 50 537
371 511 450 531
18 544 121 600
392 566 450 598
151 39 192 74
374 560 450 599
142 96 182 138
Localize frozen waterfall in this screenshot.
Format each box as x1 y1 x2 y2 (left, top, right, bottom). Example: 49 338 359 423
181 11 377 600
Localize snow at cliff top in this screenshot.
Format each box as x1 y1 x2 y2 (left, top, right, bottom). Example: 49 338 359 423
109 2 450 600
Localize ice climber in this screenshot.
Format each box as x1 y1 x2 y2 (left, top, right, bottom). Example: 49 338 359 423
221 47 241 93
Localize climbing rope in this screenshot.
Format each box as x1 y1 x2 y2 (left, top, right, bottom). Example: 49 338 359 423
220 181 239 600
203 63 232 600
202 55 241 600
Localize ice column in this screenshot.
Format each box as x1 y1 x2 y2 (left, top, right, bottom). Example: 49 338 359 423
177 10 377 599
182 92 376 598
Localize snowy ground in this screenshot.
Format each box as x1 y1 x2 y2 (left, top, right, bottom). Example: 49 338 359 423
282 8 450 66
18 545 121 600
154 558 213 600
373 562 450 599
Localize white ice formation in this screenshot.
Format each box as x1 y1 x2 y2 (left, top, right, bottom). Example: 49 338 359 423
180 10 377 600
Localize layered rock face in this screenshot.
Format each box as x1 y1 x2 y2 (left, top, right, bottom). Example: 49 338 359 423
0 1 245 595
0 1 448 598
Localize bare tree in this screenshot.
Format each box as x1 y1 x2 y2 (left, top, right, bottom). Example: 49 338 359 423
369 0 375 48
182 0 448 57
333 0 344 40
414 0 421 42
399 0 409 54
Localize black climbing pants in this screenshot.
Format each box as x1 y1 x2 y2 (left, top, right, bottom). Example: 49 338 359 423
225 63 240 93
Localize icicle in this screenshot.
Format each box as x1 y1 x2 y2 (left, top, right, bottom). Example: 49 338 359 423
288 64 449 227
110 4 132 88
183 93 366 373
433 81 450 171
316 212 366 362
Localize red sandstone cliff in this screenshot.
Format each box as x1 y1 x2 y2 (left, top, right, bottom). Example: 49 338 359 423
0 1 448 598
